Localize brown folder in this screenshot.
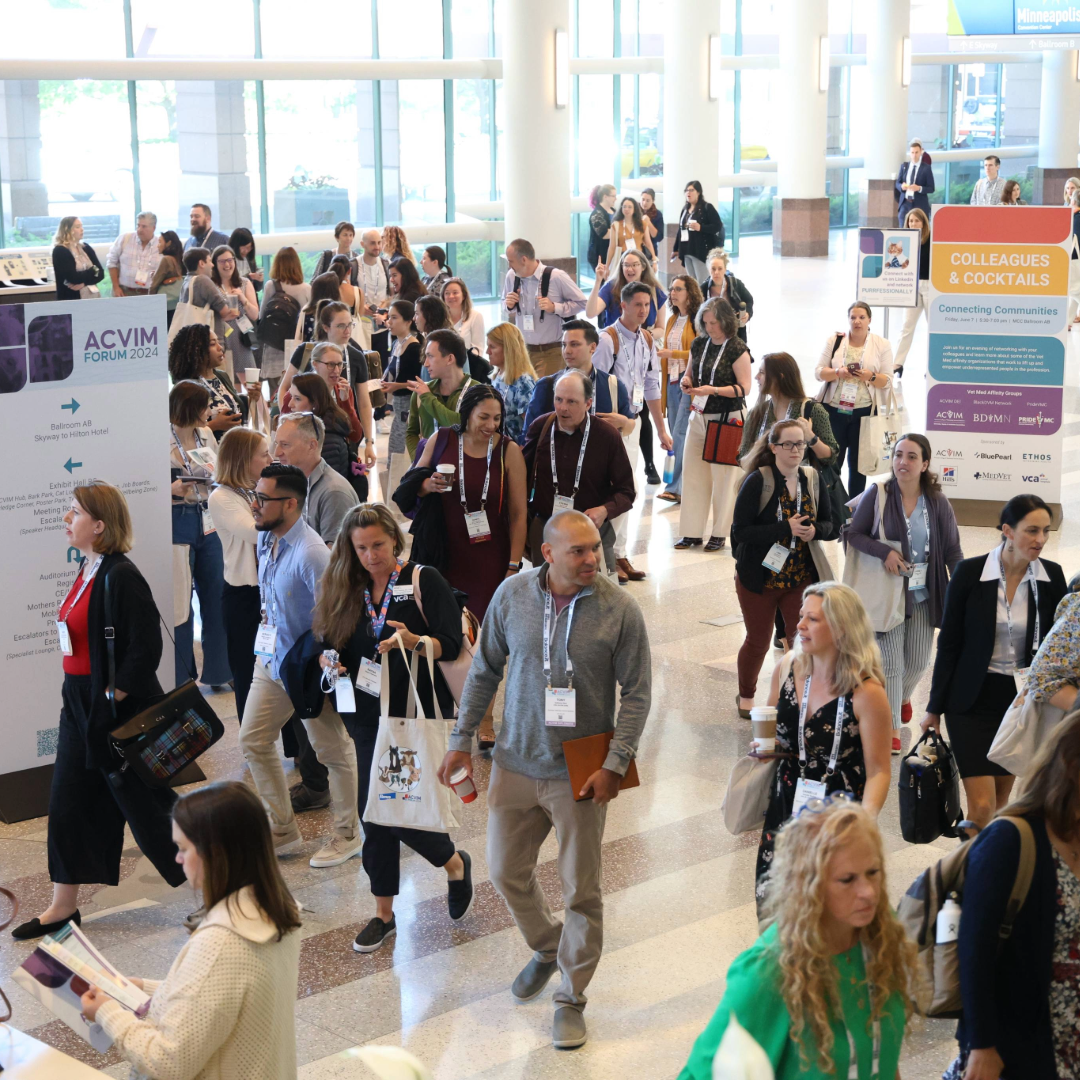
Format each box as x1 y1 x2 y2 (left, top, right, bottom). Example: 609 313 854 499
563 731 640 802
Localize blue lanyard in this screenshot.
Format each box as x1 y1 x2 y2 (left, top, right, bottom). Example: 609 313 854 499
365 561 404 639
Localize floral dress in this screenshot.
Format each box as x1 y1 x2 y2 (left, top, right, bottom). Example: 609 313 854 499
1051 847 1080 1078
492 371 537 445
755 668 866 904
1027 592 1080 703
764 486 815 592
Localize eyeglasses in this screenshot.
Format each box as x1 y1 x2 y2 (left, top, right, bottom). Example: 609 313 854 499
796 791 854 819
217 258 235 266
314 360 345 372
252 492 293 506
776 441 807 452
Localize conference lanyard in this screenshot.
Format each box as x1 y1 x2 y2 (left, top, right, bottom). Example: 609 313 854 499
778 479 802 551
59 555 103 621
459 433 494 512
904 499 931 560
364 560 404 640
846 949 882 1080
543 588 580 689
696 339 727 388
1000 547 1041 664
260 540 283 627
551 414 591 500
798 674 846 777
171 425 210 501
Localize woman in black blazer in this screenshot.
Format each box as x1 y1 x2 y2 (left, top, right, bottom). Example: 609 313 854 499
51 216 105 301
671 180 723 281
923 494 1066 829
953 713 1080 1080
11 482 185 941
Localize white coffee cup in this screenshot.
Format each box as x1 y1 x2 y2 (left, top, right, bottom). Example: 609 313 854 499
750 706 777 741
752 737 776 755
449 767 477 804
436 464 455 490
245 367 260 383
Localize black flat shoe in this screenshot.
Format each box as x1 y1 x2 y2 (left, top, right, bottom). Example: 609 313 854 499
674 537 703 549
704 536 726 552
12 909 81 941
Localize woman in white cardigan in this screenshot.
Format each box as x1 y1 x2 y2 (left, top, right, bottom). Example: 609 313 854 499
81 782 301 1080
814 300 894 498
443 276 486 352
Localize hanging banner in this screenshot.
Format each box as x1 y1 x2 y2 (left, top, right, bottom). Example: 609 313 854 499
926 205 1068 503
856 227 921 308
0 296 172 781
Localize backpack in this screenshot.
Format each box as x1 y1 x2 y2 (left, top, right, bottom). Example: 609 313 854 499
513 266 577 327
896 816 1036 1018
756 464 819 515
257 284 302 351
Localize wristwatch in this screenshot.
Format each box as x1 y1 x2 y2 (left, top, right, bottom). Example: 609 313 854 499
807 435 819 448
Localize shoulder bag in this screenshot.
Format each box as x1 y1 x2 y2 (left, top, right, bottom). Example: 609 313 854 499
857 382 902 478
988 686 1066 777
802 399 850 530
840 483 906 633
412 563 479 709
899 730 963 844
168 279 215 344
105 571 224 789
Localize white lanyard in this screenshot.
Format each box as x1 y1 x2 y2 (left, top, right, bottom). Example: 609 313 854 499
261 540 283 626
60 555 103 619
777 476 803 551
1000 548 1041 663
846 946 882 1080
904 498 930 561
172 426 210 498
458 432 494 512
696 339 727 388
551 414 591 499
543 587 580 688
798 673 847 777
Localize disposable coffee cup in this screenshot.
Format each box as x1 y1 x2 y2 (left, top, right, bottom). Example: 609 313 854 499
750 706 777 741
436 464 455 490
449 767 477 804
244 367 260 383
753 737 776 755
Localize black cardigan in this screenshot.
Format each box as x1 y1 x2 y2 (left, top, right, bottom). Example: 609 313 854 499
52 243 105 302
674 201 723 263
730 465 834 594
927 552 1067 715
80 554 164 769
958 813 1057 1077
698 272 754 342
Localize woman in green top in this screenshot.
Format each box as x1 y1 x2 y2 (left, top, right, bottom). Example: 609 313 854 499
680 800 915 1079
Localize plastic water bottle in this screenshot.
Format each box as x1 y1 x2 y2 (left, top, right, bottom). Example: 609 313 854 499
662 450 675 485
936 895 961 943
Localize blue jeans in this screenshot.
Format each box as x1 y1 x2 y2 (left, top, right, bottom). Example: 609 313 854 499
664 383 690 496
172 503 232 686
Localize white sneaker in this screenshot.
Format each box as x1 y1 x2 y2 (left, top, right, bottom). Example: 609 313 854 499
309 833 363 868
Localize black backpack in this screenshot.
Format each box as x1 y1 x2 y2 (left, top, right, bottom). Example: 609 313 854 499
257 283 301 351
513 266 576 328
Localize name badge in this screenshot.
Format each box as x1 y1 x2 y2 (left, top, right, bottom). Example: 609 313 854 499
56 619 73 656
356 657 382 697
545 687 577 727
632 383 644 409
254 624 277 660
680 228 690 242
1014 667 1031 695
836 378 859 415
335 678 357 714
552 494 575 514
624 237 637 252
465 510 491 543
202 508 216 536
522 314 535 333
236 313 255 334
908 563 928 589
691 395 705 414
762 543 791 573
134 274 147 288
792 777 828 817
391 584 414 599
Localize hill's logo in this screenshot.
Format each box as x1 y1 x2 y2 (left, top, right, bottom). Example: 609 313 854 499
941 467 957 483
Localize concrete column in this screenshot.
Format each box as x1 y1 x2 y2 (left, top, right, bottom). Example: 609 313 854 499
1031 49 1080 204
175 81 251 233
860 0 910 226
0 80 48 233
662 0 721 270
502 0 572 265
773 0 829 255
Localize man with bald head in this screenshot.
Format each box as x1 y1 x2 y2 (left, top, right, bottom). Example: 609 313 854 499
522 369 635 581
439 509 652 1050
359 227 393 359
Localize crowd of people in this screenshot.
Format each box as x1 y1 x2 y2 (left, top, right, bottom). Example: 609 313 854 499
18 183 1080 1079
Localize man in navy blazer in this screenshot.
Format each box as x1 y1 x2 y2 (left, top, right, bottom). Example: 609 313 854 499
895 138 936 227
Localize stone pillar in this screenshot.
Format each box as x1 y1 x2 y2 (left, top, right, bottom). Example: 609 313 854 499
860 0 910 227
502 0 572 264
0 80 48 234
1031 50 1080 205
662 0 721 266
773 0 829 256
175 81 251 233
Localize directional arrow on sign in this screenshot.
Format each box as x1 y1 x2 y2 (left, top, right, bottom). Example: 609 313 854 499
61 398 80 414
63 458 83 474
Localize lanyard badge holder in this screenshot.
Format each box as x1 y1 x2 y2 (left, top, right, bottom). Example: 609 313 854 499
1001 551 1040 693
762 482 802 574
543 589 579 727
356 561 404 696
905 501 931 590
253 547 279 663
320 648 357 713
460 434 494 542
845 948 882 1080
691 339 727 414
551 414 591 514
56 555 103 655
792 673 847 816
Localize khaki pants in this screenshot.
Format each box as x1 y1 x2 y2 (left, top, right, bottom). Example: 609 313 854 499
527 343 565 378
678 411 741 539
486 762 607 1011
239 662 359 841
612 416 640 559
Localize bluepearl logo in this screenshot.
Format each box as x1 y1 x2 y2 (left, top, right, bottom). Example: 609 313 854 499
1021 474 1049 483
934 449 963 459
975 452 1013 461
1023 453 1052 461
972 471 1010 482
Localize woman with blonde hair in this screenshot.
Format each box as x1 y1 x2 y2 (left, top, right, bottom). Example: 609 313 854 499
699 247 754 343
586 247 667 329
52 216 105 301
486 322 537 443
442 276 486 352
382 225 416 265
753 582 892 904
680 800 914 1078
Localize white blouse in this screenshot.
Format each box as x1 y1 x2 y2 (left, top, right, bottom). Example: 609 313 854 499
981 543 1051 675
454 309 487 353
208 485 259 587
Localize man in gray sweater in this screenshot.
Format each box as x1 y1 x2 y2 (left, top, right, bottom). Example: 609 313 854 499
439 510 652 1051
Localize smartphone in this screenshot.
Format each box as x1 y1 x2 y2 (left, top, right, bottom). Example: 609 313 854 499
847 361 862 373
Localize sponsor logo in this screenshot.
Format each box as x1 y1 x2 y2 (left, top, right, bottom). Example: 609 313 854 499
975 452 1013 461
935 409 964 421
972 471 1011 482
1019 412 1055 428
941 467 957 483
935 449 963 459
378 793 397 801
402 794 423 802
1023 453 1052 461
973 413 1010 425
1021 474 1049 483
376 744 423 794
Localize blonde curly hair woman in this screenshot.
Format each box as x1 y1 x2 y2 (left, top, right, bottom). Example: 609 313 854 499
679 800 916 1079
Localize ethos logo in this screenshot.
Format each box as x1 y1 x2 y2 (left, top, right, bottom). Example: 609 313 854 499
1023 453 1052 461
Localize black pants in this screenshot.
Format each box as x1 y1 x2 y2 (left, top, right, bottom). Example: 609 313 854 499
344 718 455 896
281 716 331 793
823 403 872 498
48 675 186 887
221 582 260 724
638 405 655 471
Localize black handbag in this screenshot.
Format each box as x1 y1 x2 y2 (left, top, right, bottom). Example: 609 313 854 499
898 730 963 844
104 571 224 789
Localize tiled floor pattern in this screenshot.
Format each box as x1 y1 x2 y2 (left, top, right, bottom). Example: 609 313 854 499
3 229 1080 1078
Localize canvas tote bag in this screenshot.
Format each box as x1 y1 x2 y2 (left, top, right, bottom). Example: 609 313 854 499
858 384 901 477
841 483 906 633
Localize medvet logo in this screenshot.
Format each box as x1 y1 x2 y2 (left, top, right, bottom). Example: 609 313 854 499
1023 453 1051 461
973 471 1010 482
1021 474 1049 484
1019 412 1054 428
975 453 1012 461
941 467 957 483
935 449 963 459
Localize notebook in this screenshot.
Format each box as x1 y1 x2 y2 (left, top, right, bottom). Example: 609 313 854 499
562 730 640 802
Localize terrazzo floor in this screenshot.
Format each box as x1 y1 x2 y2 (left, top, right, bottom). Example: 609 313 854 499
3 229 1080 1078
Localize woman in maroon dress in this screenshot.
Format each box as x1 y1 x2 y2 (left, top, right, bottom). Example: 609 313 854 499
412 384 527 745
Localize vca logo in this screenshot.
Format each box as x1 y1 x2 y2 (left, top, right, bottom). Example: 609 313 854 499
0 304 73 393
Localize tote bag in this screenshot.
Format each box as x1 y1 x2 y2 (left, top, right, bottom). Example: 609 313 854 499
988 688 1065 777
840 484 906 633
362 638 460 833
857 385 901 477
168 284 214 344
722 752 778 835
702 417 743 466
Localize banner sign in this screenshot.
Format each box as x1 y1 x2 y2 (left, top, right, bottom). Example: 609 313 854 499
948 0 1080 47
856 228 921 308
926 206 1068 503
0 296 172 777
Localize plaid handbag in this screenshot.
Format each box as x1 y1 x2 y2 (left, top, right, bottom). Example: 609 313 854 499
104 571 224 789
